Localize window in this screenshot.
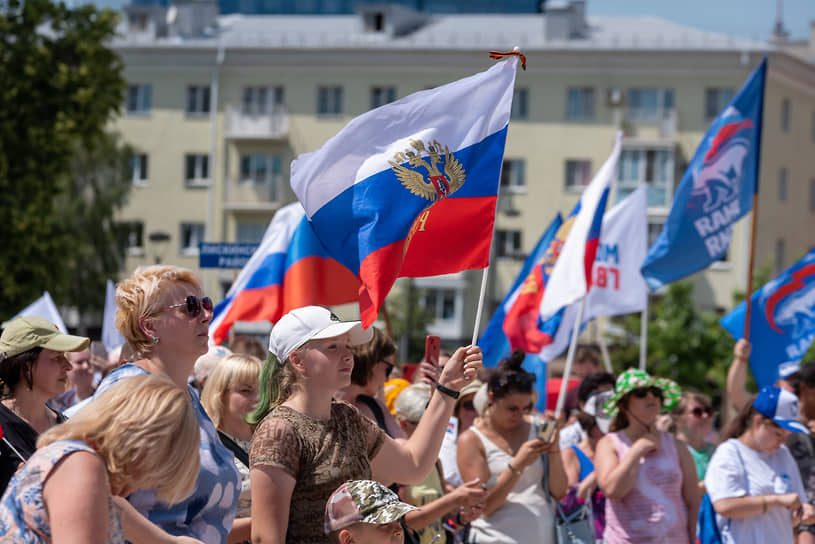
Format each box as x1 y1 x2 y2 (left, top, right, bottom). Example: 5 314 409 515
126 84 151 115
779 168 788 202
363 11 385 32
810 179 815 212
117 221 144 256
704 87 734 121
370 86 396 109
240 154 282 199
511 88 528 120
180 223 205 256
495 230 522 259
627 88 674 121
647 217 665 247
500 159 525 192
564 160 592 192
241 86 284 115
184 154 209 187
423 288 457 321
317 86 343 115
130 153 148 186
186 85 210 115
128 12 148 32
781 98 790 132
776 238 786 274
566 87 594 120
616 148 674 208
236 222 266 244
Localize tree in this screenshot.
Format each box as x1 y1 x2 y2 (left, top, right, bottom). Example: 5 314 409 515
0 0 128 319
383 280 437 363
607 282 735 396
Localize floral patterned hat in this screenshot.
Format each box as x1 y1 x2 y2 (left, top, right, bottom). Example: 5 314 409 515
603 368 682 417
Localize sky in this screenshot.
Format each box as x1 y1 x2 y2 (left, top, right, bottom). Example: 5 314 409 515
590 0 814 43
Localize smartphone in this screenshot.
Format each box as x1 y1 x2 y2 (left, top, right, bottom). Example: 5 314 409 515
536 418 557 443
424 335 441 367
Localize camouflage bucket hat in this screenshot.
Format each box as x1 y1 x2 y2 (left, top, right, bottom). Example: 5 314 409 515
324 480 419 534
603 368 682 418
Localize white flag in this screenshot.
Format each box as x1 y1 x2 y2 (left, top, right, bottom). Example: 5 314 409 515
582 184 649 323
9 291 67 333
539 185 649 360
102 279 125 353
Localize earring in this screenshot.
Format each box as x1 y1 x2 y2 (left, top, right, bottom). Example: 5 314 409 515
152 336 160 344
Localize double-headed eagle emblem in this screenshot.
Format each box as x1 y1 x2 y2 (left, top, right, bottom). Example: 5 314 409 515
389 139 467 201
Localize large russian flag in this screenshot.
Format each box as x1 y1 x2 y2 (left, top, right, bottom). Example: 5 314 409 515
209 203 360 345
291 57 520 326
538 132 623 320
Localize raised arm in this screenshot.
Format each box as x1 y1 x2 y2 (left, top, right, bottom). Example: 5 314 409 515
370 346 481 484
726 339 752 414
676 437 700 544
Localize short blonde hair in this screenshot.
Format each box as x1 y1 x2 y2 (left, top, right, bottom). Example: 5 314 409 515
38 374 199 505
115 265 202 357
201 353 262 429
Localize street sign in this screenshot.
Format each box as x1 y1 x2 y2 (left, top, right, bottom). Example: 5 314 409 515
199 243 259 269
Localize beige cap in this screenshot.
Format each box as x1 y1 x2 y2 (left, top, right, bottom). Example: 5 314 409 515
0 317 90 360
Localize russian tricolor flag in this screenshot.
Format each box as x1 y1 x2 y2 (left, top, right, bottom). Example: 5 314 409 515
538 132 623 320
209 203 360 345
291 57 520 326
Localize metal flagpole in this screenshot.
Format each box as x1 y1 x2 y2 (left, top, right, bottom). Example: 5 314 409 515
555 297 586 419
639 300 649 371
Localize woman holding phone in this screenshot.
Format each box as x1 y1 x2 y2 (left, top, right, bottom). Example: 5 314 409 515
457 350 567 543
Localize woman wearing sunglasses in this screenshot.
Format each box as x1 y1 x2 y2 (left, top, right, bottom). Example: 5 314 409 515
670 391 716 487
335 326 405 440
74 265 242 544
247 306 481 544
595 368 699 544
457 350 567 543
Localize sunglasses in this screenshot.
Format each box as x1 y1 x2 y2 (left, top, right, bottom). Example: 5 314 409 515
161 295 213 318
382 361 395 378
689 406 714 418
630 386 663 399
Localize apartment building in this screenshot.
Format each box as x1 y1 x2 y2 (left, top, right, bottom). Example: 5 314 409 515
112 0 815 344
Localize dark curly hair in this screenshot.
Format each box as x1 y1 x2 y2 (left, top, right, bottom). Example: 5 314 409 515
484 349 536 400
0 347 42 398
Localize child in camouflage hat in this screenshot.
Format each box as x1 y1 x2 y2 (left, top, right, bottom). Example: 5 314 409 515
325 479 420 544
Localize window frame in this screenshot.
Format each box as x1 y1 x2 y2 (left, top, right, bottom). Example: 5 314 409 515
511 88 529 120
130 153 149 187
186 85 211 116
126 84 152 115
179 222 205 256
564 159 593 193
184 153 210 187
370 86 396 109
317 86 343 116
500 159 526 194
566 86 595 121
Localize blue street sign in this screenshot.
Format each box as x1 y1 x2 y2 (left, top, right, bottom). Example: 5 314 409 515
199 243 259 269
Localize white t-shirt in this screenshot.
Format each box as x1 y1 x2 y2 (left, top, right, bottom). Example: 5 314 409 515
705 438 807 544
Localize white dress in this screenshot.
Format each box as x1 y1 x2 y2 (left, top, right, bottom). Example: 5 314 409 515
465 423 555 543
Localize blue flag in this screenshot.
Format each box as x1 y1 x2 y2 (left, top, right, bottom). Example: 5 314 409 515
720 247 815 389
641 57 766 289
479 212 563 368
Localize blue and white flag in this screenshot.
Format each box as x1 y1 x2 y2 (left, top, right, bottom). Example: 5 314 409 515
641 57 766 289
101 279 125 354
721 247 815 389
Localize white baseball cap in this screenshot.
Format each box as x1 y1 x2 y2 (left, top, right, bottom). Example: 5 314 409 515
753 386 809 434
268 306 372 362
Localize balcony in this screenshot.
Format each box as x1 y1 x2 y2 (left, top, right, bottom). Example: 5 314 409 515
621 109 677 142
224 176 284 212
224 105 289 140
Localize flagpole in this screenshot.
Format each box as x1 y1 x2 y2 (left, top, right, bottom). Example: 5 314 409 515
743 193 760 341
381 299 394 340
639 300 649 371
555 297 586 419
471 267 490 346
597 321 613 373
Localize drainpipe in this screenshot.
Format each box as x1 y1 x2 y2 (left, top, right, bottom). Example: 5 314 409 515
205 43 225 295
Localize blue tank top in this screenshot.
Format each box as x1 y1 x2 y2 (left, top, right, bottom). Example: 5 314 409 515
571 444 594 481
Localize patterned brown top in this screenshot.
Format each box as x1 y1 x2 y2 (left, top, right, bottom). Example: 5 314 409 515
249 400 387 544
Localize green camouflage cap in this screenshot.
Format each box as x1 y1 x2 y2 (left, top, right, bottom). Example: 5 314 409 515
324 480 419 534
603 368 682 418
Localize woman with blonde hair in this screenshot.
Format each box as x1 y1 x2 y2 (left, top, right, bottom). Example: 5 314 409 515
201 353 261 525
75 265 241 544
247 305 482 544
0 374 201 543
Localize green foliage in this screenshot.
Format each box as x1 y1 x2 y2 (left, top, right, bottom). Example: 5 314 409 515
384 281 437 363
607 282 735 395
0 0 127 319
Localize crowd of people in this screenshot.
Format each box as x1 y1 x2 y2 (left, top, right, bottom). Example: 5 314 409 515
0 263 814 544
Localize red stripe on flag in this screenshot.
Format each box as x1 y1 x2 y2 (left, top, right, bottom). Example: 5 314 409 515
212 284 283 344
282 256 361 311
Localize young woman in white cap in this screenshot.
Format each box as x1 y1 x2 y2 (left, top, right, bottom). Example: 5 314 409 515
248 305 482 544
0 316 89 493
705 386 815 543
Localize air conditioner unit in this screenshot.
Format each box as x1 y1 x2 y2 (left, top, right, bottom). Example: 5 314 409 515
606 87 623 107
